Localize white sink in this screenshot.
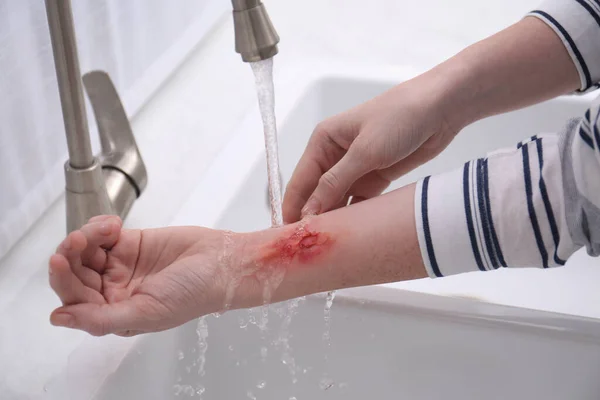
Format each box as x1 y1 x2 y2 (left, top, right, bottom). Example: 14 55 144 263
82 65 600 399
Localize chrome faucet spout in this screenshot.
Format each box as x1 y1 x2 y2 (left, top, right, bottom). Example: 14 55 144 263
232 0 280 62
45 0 94 169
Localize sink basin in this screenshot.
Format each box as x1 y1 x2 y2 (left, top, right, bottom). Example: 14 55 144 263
68 64 600 399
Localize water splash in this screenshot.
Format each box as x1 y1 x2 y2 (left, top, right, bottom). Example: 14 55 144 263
196 317 208 379
256 380 267 389
259 304 269 331
220 230 240 314
319 377 335 391
251 57 308 393
173 384 200 397
275 297 305 385
173 318 209 397
323 291 336 343
321 291 336 391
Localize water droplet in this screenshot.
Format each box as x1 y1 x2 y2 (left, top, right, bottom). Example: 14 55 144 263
183 386 195 396
281 353 293 365
256 380 266 389
370 333 375 339
173 384 183 396
212 312 222 318
261 305 269 319
303 368 308 374
247 390 257 400
339 382 348 389
177 376 182 382
320 377 334 391
177 350 185 360
260 346 268 359
249 315 257 325
228 345 234 351
43 385 48 393
196 385 206 395
325 291 336 310
238 316 249 329
289 397 297 400
235 361 240 367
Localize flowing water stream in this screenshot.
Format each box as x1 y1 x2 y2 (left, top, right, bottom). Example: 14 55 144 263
185 57 336 398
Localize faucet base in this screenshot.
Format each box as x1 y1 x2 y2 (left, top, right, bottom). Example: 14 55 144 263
64 158 113 233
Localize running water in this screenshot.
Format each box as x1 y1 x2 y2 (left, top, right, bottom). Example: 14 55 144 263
250 58 336 394
251 58 283 228
251 58 285 334
175 317 209 397
320 291 336 390
195 317 209 397
251 58 303 390
323 291 336 343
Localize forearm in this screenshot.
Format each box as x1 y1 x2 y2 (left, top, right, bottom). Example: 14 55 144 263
421 17 580 132
229 184 426 309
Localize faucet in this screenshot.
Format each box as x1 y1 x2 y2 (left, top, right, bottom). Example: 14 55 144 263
44 0 278 233
45 0 148 233
232 0 280 62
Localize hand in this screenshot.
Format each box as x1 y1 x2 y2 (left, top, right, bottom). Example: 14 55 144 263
48 216 232 336
283 77 459 223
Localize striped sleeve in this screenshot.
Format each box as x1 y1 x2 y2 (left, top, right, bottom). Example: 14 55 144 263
527 0 600 93
415 100 600 278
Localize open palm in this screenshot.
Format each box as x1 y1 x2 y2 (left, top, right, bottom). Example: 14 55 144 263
49 216 224 336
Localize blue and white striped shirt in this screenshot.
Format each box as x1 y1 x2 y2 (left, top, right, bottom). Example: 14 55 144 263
415 0 600 278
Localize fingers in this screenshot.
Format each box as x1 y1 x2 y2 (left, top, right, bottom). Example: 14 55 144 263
50 299 147 337
52 215 121 296
56 230 102 292
49 254 105 305
282 151 325 223
80 216 122 272
300 146 374 217
282 116 358 224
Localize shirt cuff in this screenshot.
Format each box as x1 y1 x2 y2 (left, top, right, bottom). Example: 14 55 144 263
414 161 493 278
526 0 600 92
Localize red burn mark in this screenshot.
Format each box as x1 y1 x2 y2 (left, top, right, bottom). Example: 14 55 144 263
259 226 334 265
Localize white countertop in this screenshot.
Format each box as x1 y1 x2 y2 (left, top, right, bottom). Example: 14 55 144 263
1 0 593 398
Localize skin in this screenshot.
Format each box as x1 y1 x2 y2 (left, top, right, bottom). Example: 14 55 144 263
49 17 580 336
49 185 424 336
283 17 580 223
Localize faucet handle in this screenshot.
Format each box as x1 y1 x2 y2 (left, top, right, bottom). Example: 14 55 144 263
82 70 148 219
82 70 148 196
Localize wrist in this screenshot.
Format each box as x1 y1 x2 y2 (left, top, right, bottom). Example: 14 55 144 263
217 220 336 311
215 227 285 311
419 54 482 135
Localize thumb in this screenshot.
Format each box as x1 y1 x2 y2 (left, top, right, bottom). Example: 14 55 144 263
50 299 152 337
301 146 372 216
